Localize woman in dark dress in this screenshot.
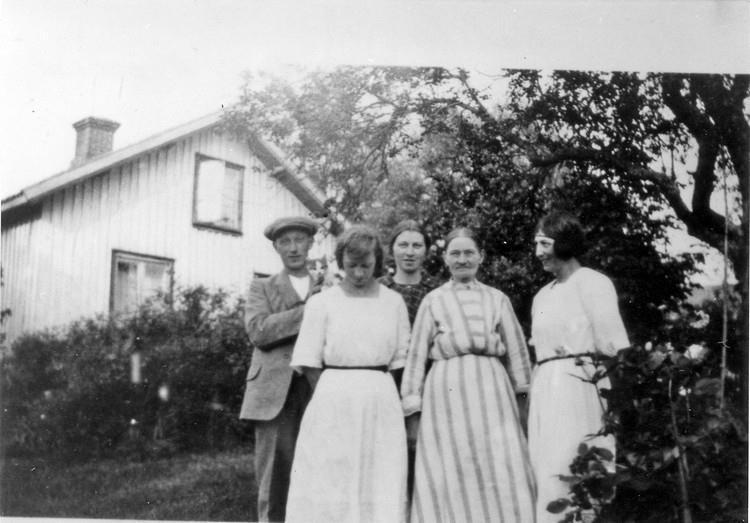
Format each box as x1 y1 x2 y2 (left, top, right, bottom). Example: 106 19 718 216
378 220 440 326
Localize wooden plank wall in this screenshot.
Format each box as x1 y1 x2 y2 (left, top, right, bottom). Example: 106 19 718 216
1 127 334 342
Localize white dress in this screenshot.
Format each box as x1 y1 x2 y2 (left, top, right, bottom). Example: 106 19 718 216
285 284 410 523
528 267 630 523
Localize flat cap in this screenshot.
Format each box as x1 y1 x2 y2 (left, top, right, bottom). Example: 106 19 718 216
263 216 320 241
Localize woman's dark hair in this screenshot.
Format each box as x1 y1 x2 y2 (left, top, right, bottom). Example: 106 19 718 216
536 211 586 260
388 219 431 252
443 227 482 252
335 224 385 277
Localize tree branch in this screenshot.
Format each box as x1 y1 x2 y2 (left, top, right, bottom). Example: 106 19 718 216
528 147 742 255
661 75 720 217
694 75 749 207
414 97 496 127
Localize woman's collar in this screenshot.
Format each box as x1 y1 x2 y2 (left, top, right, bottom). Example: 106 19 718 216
448 278 479 290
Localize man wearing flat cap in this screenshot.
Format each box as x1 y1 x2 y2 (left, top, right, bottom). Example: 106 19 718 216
240 215 320 523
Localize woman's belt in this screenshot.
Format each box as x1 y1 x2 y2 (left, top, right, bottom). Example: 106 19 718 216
323 364 389 372
536 352 600 366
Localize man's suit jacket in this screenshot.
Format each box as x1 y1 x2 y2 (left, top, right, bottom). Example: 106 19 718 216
239 270 314 421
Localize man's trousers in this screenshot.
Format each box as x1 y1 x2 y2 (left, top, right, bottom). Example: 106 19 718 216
254 374 311 523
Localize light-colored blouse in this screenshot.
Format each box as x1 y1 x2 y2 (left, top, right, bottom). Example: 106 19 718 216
531 267 630 360
291 284 410 371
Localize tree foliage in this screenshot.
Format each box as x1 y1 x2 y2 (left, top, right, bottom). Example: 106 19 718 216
224 67 437 223
505 71 749 377
223 66 714 344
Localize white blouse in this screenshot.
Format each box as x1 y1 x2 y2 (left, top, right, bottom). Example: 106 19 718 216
531 267 630 360
291 284 410 371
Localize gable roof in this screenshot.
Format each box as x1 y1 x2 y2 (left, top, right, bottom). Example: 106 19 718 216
1 110 327 215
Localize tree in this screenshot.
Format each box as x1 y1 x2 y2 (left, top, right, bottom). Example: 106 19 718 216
221 66 747 522
505 71 749 396
223 67 436 223
222 66 708 341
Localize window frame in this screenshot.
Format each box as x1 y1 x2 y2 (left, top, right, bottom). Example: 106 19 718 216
192 152 245 235
109 249 175 315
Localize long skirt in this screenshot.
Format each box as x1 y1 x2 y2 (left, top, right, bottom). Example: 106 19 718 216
411 354 536 523
285 369 407 523
528 359 615 523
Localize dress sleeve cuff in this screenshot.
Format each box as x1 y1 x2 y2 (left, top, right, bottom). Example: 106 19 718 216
290 359 322 374
388 359 405 371
514 383 529 394
402 395 422 417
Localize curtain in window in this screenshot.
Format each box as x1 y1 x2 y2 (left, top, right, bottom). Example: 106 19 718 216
195 158 224 224
221 164 242 229
114 260 138 313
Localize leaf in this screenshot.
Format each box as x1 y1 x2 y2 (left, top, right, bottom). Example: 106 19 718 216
629 477 656 491
670 353 691 369
577 443 589 456
624 452 642 467
546 498 571 514
647 352 666 370
693 378 721 397
593 447 615 461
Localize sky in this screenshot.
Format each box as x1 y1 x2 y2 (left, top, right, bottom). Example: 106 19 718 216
0 0 748 281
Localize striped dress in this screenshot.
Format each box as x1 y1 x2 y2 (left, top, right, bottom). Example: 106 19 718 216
401 279 536 523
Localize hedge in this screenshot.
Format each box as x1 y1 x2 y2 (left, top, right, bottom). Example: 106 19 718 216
1 286 253 460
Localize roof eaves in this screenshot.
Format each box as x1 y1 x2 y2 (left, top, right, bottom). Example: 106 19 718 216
2 110 328 218
250 135 328 216
1 111 224 212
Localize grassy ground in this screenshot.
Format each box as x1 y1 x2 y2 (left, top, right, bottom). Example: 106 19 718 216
0 448 257 521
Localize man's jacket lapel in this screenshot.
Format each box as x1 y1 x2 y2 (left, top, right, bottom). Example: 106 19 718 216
275 270 306 308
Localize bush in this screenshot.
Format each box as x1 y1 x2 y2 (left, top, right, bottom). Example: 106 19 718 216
1 286 253 461
547 300 747 523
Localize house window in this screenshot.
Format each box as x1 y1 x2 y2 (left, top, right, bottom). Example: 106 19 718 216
111 250 174 314
193 153 244 233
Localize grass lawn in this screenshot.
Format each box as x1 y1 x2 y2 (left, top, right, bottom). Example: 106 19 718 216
0 448 257 521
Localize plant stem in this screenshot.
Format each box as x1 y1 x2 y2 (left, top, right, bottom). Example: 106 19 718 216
720 168 729 410
668 377 693 523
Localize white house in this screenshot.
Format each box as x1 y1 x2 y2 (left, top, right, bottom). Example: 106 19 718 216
1 111 334 343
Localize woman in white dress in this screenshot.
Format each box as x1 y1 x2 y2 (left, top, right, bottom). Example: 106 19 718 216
528 211 630 523
285 225 410 523
401 227 536 523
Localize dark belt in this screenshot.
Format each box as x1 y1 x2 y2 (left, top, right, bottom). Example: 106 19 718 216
323 364 389 372
536 352 600 366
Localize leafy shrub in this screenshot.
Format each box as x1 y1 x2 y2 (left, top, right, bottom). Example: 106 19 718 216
547 305 747 523
1 286 253 460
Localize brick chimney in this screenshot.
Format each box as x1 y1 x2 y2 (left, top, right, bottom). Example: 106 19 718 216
71 117 120 167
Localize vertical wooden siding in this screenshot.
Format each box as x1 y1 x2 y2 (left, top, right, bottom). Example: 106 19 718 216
1 127 332 342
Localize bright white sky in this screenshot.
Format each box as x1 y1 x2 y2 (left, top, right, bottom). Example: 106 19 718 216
0 0 748 282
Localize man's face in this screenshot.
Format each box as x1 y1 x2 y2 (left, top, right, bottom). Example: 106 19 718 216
274 229 314 272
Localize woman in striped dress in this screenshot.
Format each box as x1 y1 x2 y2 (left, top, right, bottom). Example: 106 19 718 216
401 227 536 523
